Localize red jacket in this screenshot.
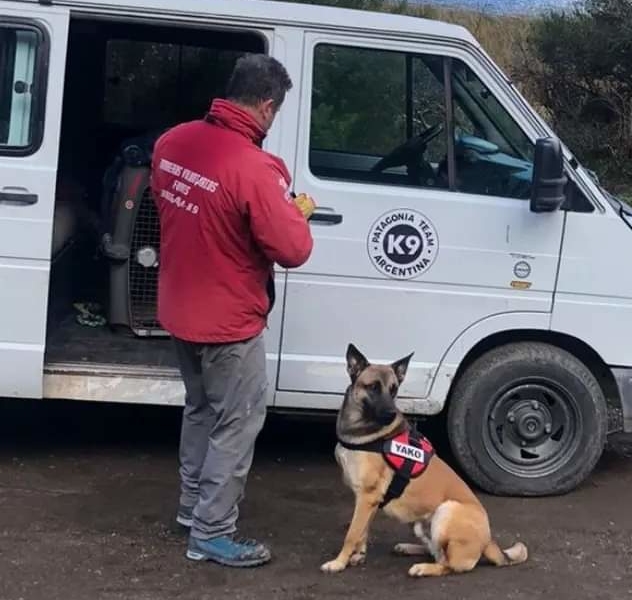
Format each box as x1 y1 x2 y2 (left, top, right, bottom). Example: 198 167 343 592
150 99 313 343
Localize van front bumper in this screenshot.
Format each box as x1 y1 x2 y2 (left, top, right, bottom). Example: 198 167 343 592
612 368 632 433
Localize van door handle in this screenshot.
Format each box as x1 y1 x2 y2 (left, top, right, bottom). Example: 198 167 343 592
309 210 343 225
0 191 38 205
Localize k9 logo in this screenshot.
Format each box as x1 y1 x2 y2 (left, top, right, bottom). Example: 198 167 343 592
367 208 439 280
384 224 424 264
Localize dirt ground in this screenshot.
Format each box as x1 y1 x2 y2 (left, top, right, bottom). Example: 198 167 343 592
1 397 631 600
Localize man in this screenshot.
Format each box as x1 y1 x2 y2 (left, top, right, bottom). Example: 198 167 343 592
150 53 315 568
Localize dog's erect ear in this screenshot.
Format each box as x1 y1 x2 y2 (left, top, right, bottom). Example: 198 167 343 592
391 352 414 384
346 343 369 383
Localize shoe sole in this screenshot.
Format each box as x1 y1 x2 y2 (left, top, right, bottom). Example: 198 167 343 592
186 548 271 568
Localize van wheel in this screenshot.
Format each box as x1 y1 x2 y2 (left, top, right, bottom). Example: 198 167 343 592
446 342 607 496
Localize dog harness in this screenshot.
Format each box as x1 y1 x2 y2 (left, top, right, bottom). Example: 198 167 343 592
338 428 435 508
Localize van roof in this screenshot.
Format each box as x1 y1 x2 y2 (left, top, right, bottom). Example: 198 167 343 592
24 0 479 46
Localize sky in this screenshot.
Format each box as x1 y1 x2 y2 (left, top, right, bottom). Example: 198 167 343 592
407 0 580 15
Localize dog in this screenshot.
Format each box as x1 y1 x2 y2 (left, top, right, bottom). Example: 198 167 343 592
320 343 528 578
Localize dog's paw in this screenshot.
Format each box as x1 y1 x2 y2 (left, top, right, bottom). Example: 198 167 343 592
320 558 347 573
394 543 426 557
408 562 449 577
349 551 366 566
408 563 433 577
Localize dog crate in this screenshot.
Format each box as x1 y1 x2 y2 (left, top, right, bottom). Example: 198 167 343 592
102 162 167 337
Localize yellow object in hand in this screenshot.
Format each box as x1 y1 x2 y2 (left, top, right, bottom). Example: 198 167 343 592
293 192 316 219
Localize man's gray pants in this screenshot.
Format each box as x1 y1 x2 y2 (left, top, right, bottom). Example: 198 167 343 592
172 332 267 540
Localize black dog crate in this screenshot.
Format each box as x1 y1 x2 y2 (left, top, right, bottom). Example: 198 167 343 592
103 164 168 337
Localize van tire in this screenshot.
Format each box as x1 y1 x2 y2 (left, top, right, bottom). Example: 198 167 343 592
446 341 607 496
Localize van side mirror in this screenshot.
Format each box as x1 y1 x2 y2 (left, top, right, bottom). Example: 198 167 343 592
530 137 567 213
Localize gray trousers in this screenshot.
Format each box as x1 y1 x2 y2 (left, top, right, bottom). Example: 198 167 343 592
172 332 268 540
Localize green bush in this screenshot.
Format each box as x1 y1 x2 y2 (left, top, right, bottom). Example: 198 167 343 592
523 0 632 192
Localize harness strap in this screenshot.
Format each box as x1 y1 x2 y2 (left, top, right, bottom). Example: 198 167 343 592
338 439 383 453
379 472 409 508
338 425 434 509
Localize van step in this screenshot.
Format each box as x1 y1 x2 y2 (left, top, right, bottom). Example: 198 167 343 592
43 363 185 405
44 361 181 378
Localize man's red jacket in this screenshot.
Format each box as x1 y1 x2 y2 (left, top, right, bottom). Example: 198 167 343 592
150 99 314 343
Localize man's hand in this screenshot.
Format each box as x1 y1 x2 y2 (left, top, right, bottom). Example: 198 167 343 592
292 192 316 220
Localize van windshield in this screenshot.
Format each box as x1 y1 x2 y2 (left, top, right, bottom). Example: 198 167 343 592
449 60 535 163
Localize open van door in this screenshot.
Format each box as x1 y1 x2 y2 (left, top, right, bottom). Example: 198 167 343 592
0 3 68 397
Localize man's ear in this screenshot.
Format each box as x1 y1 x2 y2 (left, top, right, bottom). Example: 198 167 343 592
346 343 369 383
261 97 276 112
391 352 414 384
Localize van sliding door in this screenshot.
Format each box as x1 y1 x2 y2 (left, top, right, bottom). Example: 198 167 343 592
0 3 69 398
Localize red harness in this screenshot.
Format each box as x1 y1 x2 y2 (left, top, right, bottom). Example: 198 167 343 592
338 428 435 508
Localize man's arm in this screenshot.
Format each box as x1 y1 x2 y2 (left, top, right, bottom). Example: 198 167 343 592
245 161 314 269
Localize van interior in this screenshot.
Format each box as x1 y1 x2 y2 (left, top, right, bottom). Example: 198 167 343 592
46 16 265 373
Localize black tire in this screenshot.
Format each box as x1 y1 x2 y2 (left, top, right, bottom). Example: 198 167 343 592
447 341 607 496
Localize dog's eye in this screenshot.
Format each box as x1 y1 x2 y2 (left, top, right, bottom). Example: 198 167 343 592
370 381 381 394
389 384 398 397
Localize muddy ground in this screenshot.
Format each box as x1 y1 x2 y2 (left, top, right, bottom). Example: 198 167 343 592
0 397 631 600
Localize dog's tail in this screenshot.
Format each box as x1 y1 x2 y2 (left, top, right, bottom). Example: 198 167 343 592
482 540 528 567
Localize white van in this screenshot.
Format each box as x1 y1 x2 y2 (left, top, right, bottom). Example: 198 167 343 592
2 0 631 497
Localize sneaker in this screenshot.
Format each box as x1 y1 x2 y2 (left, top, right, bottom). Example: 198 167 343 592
176 505 193 528
186 533 271 567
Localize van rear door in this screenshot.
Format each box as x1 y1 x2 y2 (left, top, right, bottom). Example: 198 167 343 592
0 3 68 397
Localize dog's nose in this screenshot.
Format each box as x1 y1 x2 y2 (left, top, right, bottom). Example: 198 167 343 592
377 409 397 425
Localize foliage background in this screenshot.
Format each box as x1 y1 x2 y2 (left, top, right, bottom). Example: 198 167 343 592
281 0 632 196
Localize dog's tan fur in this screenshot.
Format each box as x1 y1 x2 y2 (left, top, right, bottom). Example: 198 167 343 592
321 344 528 577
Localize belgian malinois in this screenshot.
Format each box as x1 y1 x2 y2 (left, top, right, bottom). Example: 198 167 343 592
320 344 528 577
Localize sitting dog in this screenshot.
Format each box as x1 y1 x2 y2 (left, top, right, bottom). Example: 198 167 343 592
321 343 528 577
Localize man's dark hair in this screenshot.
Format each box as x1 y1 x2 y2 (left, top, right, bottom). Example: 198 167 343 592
226 53 293 109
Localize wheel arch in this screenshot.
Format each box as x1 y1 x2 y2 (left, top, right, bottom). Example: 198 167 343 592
445 329 621 418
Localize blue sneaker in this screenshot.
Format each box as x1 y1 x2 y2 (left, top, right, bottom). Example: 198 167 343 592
186 533 271 567
176 505 193 528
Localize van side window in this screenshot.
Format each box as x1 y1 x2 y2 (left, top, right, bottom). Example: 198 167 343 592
0 25 45 154
309 43 535 201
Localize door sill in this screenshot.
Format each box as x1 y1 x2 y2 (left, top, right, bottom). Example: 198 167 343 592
43 361 184 405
